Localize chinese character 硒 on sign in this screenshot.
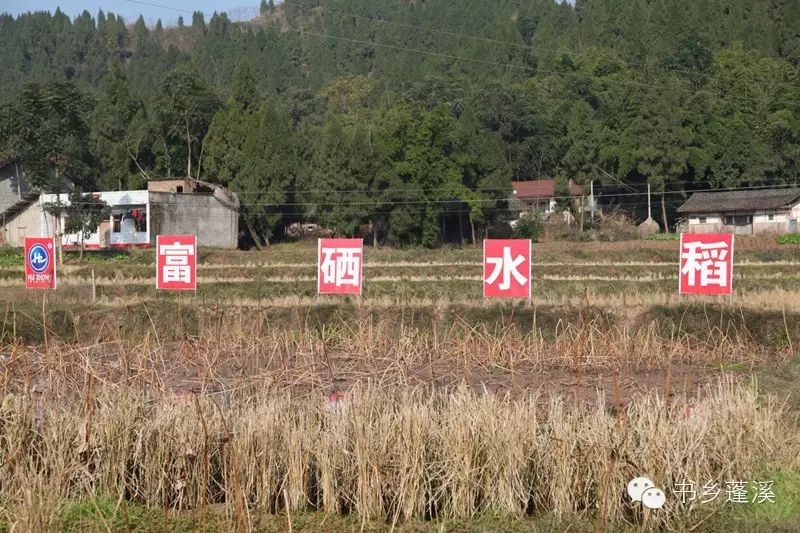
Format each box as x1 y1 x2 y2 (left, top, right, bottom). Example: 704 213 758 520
679 233 734 295
156 235 197 291
318 238 363 295
483 239 531 298
24 237 57 289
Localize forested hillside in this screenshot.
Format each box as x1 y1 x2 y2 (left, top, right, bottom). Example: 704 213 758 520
1 0 799 245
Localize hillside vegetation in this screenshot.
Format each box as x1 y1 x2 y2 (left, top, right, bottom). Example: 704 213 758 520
0 0 799 246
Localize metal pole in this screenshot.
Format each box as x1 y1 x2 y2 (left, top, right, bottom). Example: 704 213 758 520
590 180 595 224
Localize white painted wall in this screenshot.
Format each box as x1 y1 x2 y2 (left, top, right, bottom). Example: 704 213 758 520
38 190 150 246
688 215 721 224
753 211 789 223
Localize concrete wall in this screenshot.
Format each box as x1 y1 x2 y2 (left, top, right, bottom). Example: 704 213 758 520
148 192 238 248
147 179 200 194
1 202 44 246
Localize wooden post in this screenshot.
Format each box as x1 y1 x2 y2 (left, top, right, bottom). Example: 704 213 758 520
42 290 48 352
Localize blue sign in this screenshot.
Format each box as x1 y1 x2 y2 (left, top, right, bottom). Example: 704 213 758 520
28 243 50 274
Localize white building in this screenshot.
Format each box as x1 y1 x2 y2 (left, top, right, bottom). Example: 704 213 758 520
38 190 151 249
1 178 240 249
677 187 800 234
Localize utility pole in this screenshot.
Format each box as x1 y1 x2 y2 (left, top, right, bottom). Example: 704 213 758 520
590 180 595 224
647 182 652 220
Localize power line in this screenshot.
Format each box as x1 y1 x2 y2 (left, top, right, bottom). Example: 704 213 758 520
212 175 796 196
124 0 192 14
47 183 800 209
291 3 534 51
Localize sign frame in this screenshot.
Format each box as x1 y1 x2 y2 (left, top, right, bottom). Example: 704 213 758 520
678 232 735 296
24 237 57 290
482 238 532 299
156 234 198 291
317 238 364 296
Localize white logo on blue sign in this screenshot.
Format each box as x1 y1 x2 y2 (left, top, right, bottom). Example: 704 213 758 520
28 244 50 274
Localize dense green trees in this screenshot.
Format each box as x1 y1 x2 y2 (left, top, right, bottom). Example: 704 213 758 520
0 0 799 244
0 81 94 192
204 61 300 246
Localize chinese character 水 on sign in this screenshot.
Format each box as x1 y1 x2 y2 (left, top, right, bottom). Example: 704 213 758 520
483 239 531 298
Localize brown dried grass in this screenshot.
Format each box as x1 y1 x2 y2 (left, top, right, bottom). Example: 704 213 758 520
0 319 797 530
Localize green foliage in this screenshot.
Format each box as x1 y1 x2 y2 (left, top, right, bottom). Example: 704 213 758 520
0 2 799 246
0 81 95 191
154 64 220 178
778 233 800 245
59 497 150 533
513 213 543 241
204 100 300 245
62 188 111 252
91 63 150 190
646 233 680 241
0 248 23 267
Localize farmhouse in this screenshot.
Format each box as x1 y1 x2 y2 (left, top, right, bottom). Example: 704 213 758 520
0 177 240 249
677 187 800 234
511 179 583 216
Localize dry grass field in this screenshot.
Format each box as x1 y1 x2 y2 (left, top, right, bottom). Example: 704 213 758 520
1 237 799 531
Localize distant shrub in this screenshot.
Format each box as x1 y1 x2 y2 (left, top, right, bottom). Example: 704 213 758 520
487 222 513 239
777 233 800 245
512 213 544 241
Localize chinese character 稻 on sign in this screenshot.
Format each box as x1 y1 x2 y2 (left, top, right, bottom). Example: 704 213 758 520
483 239 531 298
318 238 363 295
679 233 734 295
156 235 196 291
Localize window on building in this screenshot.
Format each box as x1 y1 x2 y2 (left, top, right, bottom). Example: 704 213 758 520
767 214 774 221
176 186 183 193
725 215 752 225
698 216 707 224
112 214 122 233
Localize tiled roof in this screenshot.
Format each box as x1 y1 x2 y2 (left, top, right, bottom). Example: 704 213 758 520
511 179 582 200
677 188 800 214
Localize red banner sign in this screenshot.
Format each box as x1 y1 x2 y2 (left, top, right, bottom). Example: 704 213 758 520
156 235 197 291
318 238 363 295
483 239 531 298
25 237 57 289
679 233 734 295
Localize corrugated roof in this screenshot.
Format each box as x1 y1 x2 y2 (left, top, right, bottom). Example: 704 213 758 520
677 187 800 214
512 179 582 200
